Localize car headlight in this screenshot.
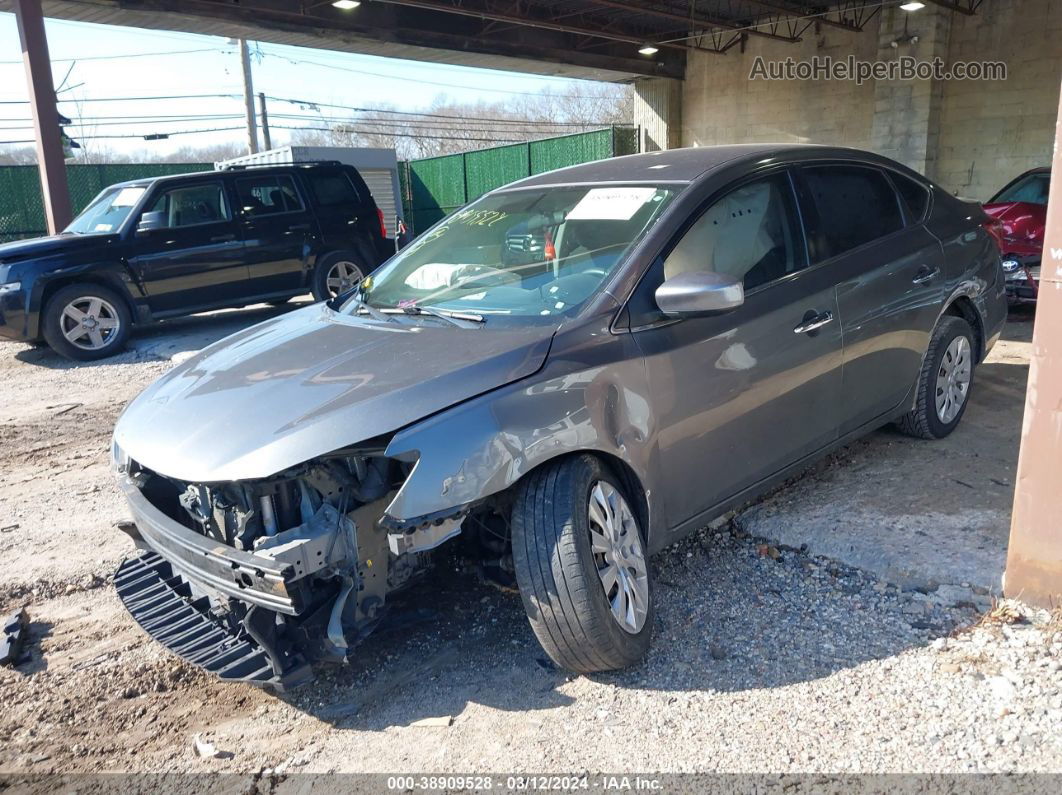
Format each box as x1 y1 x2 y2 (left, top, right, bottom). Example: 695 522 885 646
111 439 130 474
0 281 21 296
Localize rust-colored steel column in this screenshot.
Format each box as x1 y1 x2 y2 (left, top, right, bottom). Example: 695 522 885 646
14 0 72 234
1004 78 1062 608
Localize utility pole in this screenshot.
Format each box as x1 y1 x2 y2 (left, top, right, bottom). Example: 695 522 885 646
14 0 72 233
239 39 259 155
258 92 272 151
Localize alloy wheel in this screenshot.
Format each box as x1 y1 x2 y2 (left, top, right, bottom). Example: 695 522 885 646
588 481 648 634
59 296 121 352
325 260 363 298
935 335 972 423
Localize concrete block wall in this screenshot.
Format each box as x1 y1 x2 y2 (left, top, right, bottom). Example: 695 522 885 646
675 0 1061 200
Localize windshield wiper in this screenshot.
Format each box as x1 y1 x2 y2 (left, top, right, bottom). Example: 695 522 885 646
346 293 398 323
381 306 485 328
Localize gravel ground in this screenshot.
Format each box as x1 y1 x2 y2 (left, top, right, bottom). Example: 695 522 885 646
1 305 1059 780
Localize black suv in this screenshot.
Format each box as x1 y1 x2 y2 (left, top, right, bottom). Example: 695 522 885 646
0 162 393 360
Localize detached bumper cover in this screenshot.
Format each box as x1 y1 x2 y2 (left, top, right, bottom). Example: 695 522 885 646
115 553 312 690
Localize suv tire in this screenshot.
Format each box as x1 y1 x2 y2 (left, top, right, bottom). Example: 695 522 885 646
511 454 653 674
312 251 367 302
896 315 976 439
42 283 132 361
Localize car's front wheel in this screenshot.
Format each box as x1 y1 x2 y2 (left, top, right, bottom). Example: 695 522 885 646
511 454 653 674
41 283 131 361
896 315 976 439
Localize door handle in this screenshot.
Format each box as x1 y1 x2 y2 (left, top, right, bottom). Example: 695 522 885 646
912 266 941 285
210 233 236 243
793 310 834 334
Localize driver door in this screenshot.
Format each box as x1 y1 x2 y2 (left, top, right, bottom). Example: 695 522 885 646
631 170 844 531
127 179 248 314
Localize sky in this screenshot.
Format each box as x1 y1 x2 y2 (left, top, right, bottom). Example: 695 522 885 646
0 12 613 157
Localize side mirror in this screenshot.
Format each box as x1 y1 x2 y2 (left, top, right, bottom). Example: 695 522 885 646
655 271 744 316
136 211 167 234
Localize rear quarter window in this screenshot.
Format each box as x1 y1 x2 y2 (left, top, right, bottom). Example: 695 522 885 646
890 172 932 224
307 171 362 207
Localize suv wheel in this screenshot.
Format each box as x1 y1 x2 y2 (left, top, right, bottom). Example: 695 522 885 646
511 454 653 674
42 283 131 361
312 252 365 301
896 315 976 439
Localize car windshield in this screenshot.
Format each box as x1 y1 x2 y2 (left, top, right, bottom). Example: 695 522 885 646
991 172 1050 205
64 185 147 234
346 184 678 321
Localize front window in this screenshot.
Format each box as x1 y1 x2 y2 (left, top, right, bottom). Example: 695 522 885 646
350 184 678 320
64 185 147 234
991 172 1050 206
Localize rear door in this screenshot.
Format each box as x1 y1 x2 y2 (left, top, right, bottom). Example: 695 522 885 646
301 166 386 266
796 163 946 432
235 173 317 296
630 169 844 530
127 179 247 314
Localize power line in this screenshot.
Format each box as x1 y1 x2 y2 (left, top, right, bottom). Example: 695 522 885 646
0 48 227 66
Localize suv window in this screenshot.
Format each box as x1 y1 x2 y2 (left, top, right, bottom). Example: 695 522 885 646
236 175 304 217
664 173 803 291
802 165 904 261
147 183 230 228
307 170 362 206
891 172 931 223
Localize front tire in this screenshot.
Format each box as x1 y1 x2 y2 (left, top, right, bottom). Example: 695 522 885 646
896 315 976 439
511 454 653 674
41 283 131 361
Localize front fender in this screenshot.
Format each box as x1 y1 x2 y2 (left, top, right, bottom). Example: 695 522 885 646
383 322 665 546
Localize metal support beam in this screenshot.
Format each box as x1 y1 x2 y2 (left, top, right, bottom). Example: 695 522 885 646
926 0 984 15
14 0 71 234
583 0 800 43
1004 78 1062 608
369 0 723 53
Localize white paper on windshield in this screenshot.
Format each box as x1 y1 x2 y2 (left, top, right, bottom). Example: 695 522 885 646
113 187 146 207
94 223 113 232
566 187 657 221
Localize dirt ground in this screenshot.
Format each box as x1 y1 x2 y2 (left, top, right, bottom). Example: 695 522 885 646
1 302 1057 780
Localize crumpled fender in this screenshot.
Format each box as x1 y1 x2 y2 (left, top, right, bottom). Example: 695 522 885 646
383 321 664 547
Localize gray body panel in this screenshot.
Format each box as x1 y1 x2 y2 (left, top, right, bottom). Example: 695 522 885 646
114 144 1008 550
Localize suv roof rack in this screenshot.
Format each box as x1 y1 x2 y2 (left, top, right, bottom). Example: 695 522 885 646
218 160 344 171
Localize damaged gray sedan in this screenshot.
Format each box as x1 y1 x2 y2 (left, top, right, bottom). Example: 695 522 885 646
111 145 1006 689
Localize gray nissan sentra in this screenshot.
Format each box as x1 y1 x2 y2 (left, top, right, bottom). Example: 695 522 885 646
111 144 1006 689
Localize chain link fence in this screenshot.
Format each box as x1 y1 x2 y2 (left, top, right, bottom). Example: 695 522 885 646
0 162 211 243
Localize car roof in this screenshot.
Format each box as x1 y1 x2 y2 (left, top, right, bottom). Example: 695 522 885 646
499 143 911 191
105 162 348 190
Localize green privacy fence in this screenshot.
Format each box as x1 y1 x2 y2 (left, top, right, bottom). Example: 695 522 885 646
400 126 639 236
0 162 210 242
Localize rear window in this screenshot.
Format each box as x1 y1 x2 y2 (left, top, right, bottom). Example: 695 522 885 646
891 172 931 223
307 171 362 207
802 165 904 261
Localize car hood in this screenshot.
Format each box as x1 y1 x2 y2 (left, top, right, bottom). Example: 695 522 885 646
114 304 555 483
982 201 1046 242
0 232 119 264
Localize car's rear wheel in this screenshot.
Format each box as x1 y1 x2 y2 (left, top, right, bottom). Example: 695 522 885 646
511 454 653 674
896 315 976 439
312 252 366 301
41 283 131 361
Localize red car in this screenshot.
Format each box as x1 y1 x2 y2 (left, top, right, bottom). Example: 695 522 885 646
983 167 1050 304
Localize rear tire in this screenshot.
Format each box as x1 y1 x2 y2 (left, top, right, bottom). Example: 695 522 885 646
311 251 366 302
41 283 131 361
896 315 976 439
511 454 653 674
